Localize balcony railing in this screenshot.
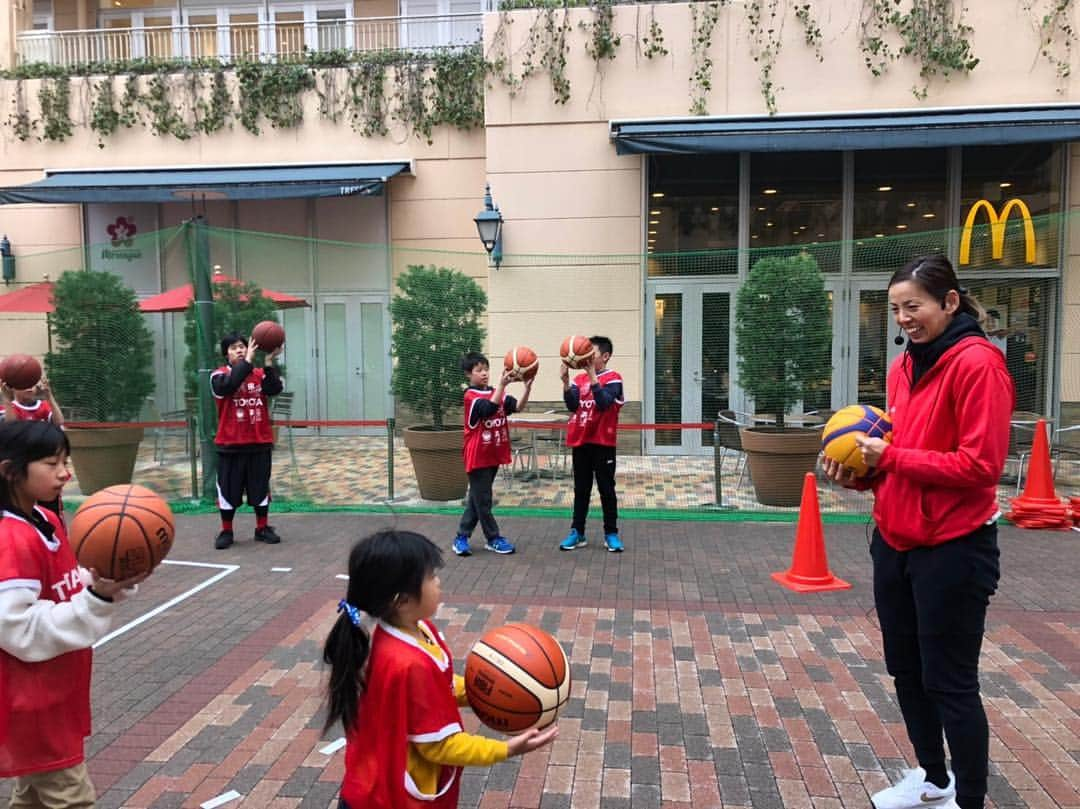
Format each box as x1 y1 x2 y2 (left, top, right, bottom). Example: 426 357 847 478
16 12 484 67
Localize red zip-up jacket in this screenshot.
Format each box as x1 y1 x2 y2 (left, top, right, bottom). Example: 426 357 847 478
871 336 1014 551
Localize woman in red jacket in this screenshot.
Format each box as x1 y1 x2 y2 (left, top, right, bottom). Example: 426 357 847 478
824 255 1013 809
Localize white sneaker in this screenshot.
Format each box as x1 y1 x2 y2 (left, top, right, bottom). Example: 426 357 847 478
871 768 956 809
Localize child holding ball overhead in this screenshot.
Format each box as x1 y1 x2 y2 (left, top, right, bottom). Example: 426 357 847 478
323 530 557 809
823 255 1012 809
0 421 149 807
211 331 283 550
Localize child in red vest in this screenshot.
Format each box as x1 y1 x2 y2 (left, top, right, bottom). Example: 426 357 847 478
452 352 532 557
559 335 625 552
211 332 283 550
323 530 557 809
1 377 64 426
0 421 149 806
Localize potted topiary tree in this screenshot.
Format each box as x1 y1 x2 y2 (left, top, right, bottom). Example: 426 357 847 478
391 264 487 501
735 252 832 506
46 270 155 495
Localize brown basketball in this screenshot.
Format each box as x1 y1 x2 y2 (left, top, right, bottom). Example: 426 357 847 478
559 335 595 369
504 346 539 381
464 623 571 733
2 354 42 391
69 485 175 580
252 320 285 352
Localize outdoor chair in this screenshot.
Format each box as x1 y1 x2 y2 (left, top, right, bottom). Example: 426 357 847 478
715 410 751 493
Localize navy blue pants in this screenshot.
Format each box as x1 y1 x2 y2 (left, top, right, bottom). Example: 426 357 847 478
871 523 1000 801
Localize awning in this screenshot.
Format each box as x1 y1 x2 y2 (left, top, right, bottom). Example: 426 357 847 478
0 162 412 204
610 105 1080 154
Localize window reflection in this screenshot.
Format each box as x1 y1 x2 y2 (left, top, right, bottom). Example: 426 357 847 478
748 152 842 272
647 155 738 276
853 148 948 271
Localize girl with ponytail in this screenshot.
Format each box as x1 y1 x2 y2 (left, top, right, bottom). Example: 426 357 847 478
323 530 557 809
824 254 1013 809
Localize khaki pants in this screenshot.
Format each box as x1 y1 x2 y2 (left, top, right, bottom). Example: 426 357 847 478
9 763 96 809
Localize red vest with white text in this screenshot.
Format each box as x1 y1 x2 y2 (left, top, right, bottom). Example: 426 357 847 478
0 508 92 777
11 400 53 423
212 366 273 446
462 388 511 472
566 369 623 448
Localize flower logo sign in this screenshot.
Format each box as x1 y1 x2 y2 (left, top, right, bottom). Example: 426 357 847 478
107 216 137 248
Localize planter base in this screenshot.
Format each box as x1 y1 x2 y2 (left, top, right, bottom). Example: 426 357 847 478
403 426 467 501
67 426 145 496
740 427 822 507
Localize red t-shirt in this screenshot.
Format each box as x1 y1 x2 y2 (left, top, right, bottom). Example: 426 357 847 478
10 400 53 423
212 365 273 446
0 508 92 777
462 388 513 473
566 369 624 448
341 620 464 809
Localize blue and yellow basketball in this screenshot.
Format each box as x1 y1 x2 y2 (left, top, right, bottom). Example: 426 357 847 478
821 405 893 478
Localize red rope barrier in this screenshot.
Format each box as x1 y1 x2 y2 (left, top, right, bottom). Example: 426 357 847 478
64 419 723 431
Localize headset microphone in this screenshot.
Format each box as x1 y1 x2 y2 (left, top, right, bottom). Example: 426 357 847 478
894 329 905 346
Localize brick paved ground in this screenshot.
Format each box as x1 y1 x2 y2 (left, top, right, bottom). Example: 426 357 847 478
2 514 1077 809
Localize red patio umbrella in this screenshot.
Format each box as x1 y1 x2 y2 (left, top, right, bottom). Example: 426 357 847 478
0 281 56 313
139 274 310 313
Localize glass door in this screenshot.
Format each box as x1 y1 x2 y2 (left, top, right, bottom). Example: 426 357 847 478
317 295 390 434
844 280 903 411
646 283 735 454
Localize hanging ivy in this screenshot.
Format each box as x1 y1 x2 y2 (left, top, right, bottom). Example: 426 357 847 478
794 3 824 61
38 75 72 142
90 76 119 146
194 69 231 135
859 0 979 98
392 57 432 141
347 57 390 137
431 48 486 130
9 79 34 142
689 2 724 116
745 0 784 114
640 6 669 60
582 0 623 63
1024 0 1075 86
145 69 191 139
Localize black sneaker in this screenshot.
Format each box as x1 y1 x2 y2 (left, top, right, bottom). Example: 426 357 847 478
214 530 234 550
254 525 281 544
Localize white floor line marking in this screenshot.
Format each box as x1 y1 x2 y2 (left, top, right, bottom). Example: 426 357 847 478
335 574 349 580
93 560 239 649
200 790 242 809
319 737 346 755
271 567 293 572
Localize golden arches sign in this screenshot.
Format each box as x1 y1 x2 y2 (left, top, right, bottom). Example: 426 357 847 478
959 198 1036 265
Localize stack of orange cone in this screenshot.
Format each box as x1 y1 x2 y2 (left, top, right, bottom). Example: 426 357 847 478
1070 496 1080 528
1006 419 1072 530
772 473 851 592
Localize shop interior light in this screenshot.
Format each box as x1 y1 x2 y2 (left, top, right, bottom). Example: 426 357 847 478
799 225 807 230
1000 182 1012 188
922 213 936 219
757 206 766 211
651 192 665 198
906 202 917 208
751 234 759 239
710 207 719 212
817 233 825 237
875 233 884 238
896 224 908 230
766 222 774 227
649 209 661 215
877 186 893 192
649 220 659 225
763 188 778 195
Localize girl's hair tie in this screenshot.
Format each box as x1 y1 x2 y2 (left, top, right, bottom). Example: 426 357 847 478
337 599 363 628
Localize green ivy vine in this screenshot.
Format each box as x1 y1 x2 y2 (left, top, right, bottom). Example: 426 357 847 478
1024 0 1075 86
89 76 119 146
582 0 623 64
38 75 72 142
640 6 669 60
859 0 979 98
689 2 723 116
9 79 34 142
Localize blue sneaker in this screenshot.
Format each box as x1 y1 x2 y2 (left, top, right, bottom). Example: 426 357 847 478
452 534 472 556
604 533 624 552
559 529 586 551
485 536 516 554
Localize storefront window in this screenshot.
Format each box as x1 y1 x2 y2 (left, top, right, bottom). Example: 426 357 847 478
748 151 842 272
959 143 1061 270
853 148 948 272
647 155 739 276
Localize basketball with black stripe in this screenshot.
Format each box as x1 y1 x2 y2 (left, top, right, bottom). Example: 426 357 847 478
821 404 893 478
465 623 571 733
69 484 175 579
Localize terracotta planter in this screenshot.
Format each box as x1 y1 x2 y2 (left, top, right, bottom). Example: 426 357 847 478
739 426 822 507
403 425 467 501
66 426 146 496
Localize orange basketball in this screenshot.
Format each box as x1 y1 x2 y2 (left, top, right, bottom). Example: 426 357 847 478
465 623 571 733
69 485 175 580
252 320 285 352
2 354 42 391
504 346 539 381
559 335 595 369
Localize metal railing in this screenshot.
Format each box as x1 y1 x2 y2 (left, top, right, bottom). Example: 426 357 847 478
16 12 484 66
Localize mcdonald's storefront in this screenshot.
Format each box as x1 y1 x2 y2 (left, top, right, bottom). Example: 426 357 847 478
613 110 1075 454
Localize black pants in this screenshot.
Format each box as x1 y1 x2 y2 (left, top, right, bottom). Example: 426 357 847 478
216 447 272 510
458 465 500 540
871 524 1000 801
571 444 618 535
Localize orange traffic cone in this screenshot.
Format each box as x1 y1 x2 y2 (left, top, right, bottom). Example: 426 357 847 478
1008 419 1071 529
772 473 852 593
